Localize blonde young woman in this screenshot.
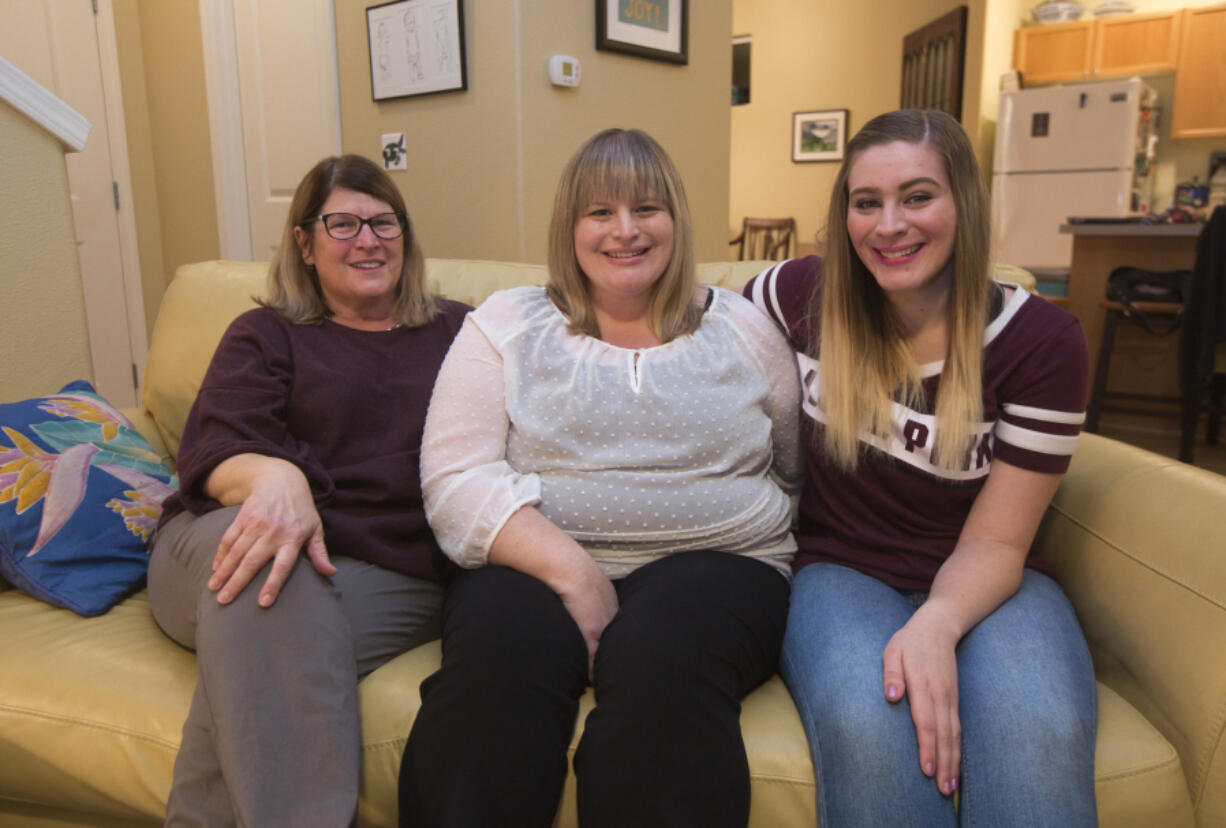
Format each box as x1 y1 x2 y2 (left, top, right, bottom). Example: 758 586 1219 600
398 128 801 827
148 155 470 826
745 110 1097 826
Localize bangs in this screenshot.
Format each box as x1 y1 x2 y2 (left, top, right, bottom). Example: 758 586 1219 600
570 135 670 211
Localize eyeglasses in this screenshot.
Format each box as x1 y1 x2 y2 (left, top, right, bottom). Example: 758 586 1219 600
309 212 406 241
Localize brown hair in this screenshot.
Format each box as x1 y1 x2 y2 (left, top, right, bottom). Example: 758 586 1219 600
546 128 702 342
263 154 436 326
814 109 992 470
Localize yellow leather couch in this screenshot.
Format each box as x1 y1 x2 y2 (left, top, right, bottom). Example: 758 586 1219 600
0 258 1223 827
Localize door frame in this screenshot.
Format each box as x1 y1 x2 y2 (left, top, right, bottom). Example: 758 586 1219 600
199 0 252 261
199 0 342 262
95 0 148 401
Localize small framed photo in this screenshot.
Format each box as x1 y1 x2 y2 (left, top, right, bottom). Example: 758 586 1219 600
596 0 688 65
367 0 467 102
792 109 849 163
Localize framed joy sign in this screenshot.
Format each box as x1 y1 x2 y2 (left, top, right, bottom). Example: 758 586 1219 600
596 0 688 65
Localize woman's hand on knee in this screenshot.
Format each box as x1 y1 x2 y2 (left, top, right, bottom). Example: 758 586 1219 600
557 561 618 681
882 609 962 797
207 463 334 607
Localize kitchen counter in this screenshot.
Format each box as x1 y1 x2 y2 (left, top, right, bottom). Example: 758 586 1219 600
1059 221 1203 431
1059 222 1204 238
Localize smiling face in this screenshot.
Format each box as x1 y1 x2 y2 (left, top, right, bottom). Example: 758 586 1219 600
845 140 957 307
573 196 675 313
293 187 404 320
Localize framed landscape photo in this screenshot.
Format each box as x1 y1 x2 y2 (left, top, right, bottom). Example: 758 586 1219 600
596 0 688 65
367 0 467 101
792 109 848 163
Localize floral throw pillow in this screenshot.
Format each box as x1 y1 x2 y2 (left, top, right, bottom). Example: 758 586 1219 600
0 381 177 616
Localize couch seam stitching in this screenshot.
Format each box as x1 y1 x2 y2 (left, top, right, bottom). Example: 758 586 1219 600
1047 504 1226 610
0 703 179 750
1095 752 1182 783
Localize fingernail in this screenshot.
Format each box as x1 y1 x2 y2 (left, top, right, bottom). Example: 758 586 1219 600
207 576 220 591
259 593 272 608
951 778 958 792
886 684 899 700
943 780 952 795
925 762 934 776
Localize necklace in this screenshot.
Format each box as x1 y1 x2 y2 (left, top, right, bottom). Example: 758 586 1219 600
387 321 403 331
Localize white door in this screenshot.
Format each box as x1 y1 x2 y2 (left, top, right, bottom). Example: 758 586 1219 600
201 0 342 262
0 0 146 407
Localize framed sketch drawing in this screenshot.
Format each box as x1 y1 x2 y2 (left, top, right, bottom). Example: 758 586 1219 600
792 109 848 163
367 0 467 101
596 0 688 65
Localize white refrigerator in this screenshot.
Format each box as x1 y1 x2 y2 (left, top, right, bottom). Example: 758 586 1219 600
990 77 1158 275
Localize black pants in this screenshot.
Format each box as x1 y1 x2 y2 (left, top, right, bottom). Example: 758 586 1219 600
398 550 789 828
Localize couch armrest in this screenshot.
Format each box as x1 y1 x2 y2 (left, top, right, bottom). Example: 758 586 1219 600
1037 433 1226 827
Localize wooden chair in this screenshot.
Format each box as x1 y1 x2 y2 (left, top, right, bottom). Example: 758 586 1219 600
730 217 795 261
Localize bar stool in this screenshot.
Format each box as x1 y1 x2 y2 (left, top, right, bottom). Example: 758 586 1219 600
1084 299 1184 435
1086 300 1225 463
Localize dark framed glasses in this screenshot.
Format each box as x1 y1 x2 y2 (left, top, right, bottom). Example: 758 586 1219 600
310 212 406 241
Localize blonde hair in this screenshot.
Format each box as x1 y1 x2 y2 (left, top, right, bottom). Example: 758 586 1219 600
546 128 702 342
814 109 992 471
263 155 437 327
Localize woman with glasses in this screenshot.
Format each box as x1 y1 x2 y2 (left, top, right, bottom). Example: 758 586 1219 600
147 154 471 827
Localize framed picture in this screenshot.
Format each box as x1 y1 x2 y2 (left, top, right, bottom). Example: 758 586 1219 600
596 0 688 65
792 109 848 163
367 0 467 101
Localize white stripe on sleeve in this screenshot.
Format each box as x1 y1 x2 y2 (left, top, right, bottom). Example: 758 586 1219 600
1001 402 1085 425
994 420 1080 457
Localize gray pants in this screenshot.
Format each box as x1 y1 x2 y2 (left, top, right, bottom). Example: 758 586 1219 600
148 506 444 828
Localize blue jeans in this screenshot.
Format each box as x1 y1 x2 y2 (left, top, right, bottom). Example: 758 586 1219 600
780 563 1097 827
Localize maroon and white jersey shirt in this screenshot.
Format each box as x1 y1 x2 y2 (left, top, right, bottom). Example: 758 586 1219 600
744 256 1089 590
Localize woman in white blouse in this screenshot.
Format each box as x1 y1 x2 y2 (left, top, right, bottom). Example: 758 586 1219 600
397 128 801 828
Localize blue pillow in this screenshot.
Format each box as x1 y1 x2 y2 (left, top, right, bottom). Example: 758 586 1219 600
0 381 177 616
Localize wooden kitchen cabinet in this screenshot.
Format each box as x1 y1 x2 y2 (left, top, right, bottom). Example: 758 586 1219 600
1170 3 1226 139
1093 10 1181 76
1013 20 1094 84
1013 10 1180 84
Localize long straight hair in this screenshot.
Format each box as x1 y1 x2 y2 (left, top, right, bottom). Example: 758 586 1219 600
814 109 992 471
546 128 703 342
263 155 437 327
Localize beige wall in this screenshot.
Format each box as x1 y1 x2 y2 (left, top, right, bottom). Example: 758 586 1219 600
100 0 1226 335
0 104 94 401
334 1 733 264
730 0 989 254
129 0 219 293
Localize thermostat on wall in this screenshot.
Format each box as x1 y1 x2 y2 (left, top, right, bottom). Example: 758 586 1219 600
549 55 580 87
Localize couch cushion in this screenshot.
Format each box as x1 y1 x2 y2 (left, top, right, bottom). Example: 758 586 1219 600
425 257 548 307
0 381 177 616
0 581 1199 827
0 589 194 823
